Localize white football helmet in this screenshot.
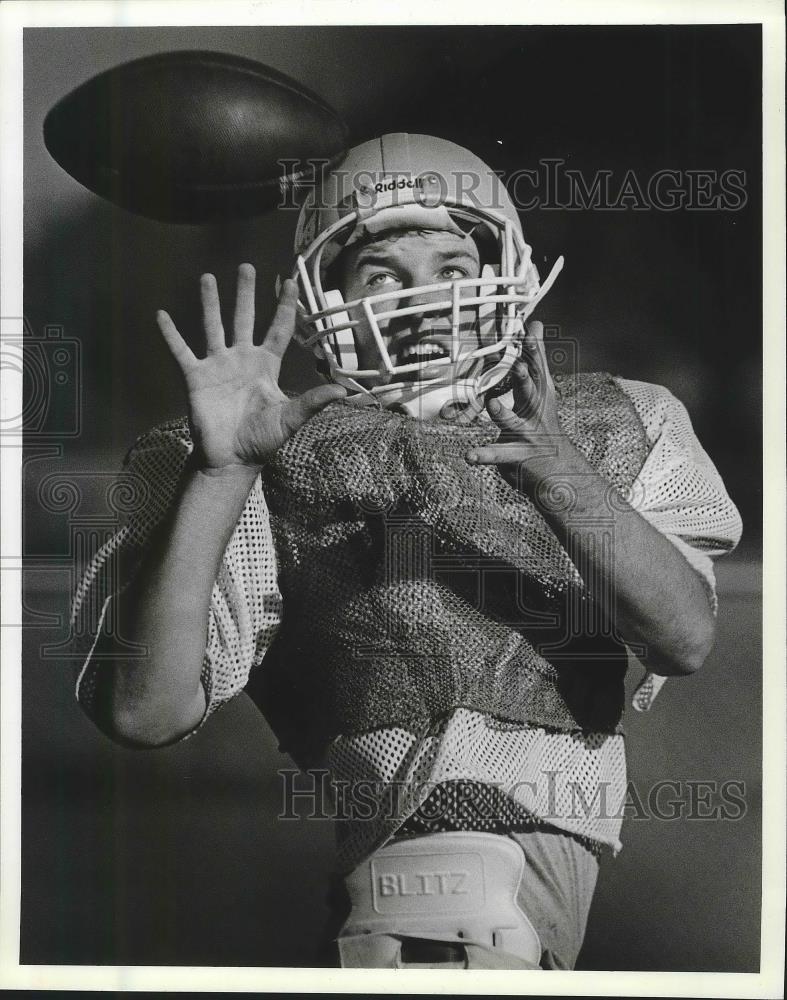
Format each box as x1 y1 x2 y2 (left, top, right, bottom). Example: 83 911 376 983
290 133 563 420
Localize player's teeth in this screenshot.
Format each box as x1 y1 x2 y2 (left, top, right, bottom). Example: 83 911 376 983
400 343 447 360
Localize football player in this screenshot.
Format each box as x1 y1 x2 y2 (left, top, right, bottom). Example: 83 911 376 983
73 133 742 969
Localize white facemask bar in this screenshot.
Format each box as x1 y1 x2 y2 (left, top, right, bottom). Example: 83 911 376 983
293 202 563 399
300 277 540 373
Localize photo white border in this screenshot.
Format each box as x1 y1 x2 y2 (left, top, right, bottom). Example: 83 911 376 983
1 0 784 994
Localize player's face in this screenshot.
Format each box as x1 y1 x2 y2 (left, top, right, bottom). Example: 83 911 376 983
338 230 483 387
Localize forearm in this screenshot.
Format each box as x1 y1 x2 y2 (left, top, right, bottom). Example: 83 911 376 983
94 460 260 746
519 439 716 675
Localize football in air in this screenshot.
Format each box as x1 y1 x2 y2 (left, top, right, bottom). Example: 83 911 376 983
43 50 349 223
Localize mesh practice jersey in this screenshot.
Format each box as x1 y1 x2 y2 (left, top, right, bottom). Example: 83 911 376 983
72 378 742 870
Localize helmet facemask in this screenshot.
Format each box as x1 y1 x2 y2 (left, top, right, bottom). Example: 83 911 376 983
289 135 563 420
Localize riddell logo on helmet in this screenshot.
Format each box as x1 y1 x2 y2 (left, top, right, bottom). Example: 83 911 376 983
350 171 448 210
374 176 427 194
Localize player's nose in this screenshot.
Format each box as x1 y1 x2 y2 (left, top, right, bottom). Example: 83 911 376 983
403 285 451 318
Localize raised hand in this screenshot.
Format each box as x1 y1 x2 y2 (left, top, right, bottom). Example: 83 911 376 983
466 321 570 483
156 264 345 472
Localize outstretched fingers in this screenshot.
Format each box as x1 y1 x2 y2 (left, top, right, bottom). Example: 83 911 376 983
233 263 256 345
200 273 226 352
263 277 300 359
487 395 525 432
467 439 552 466
520 321 553 389
511 358 540 419
156 310 198 373
468 396 529 465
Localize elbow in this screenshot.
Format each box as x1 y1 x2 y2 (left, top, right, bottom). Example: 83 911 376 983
666 639 711 677
105 716 189 750
651 614 716 678
93 688 207 750
682 601 717 675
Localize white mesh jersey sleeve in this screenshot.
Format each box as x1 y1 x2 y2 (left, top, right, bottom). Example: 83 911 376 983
614 379 743 710
71 418 283 740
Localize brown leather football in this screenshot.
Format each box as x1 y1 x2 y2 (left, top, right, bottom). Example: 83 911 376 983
43 50 349 223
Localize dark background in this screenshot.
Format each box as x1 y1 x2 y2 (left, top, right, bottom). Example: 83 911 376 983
22 25 761 969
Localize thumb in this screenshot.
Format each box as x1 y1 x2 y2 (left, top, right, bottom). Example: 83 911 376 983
283 383 347 432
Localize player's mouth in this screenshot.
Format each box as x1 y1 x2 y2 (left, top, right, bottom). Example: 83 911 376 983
391 335 452 380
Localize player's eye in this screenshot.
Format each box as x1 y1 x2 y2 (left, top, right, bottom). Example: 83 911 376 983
439 265 468 280
367 272 399 288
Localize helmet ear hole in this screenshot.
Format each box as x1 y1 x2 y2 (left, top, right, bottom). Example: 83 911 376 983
323 289 356 369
